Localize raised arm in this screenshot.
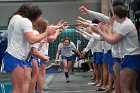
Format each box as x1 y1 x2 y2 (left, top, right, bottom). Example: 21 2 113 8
79 6 110 23
92 23 124 45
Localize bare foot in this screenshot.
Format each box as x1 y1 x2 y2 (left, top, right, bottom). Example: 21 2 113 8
95 82 102 87
102 88 112 93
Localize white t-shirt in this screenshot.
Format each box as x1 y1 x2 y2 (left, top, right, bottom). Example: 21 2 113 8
84 33 102 54
88 11 124 58
31 30 49 56
40 41 49 56
117 18 140 56
111 21 123 58
82 34 90 40
31 30 40 49
102 41 112 53
6 15 33 60
89 10 109 23
58 42 76 57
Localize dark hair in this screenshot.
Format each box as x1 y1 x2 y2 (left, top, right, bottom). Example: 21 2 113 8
62 37 71 43
28 5 42 22
33 18 49 34
8 3 42 26
112 1 125 7
17 3 33 18
92 19 99 24
113 5 128 18
8 3 33 25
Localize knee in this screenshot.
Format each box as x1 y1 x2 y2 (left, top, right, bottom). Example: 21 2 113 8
12 85 21 93
24 75 31 84
64 66 68 69
39 71 45 77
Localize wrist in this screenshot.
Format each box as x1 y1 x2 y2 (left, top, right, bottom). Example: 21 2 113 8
45 30 50 37
42 56 46 61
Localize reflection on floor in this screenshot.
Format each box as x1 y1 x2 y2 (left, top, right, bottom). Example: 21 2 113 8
0 71 101 93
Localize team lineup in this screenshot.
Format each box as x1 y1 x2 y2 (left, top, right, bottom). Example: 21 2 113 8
0 1 140 93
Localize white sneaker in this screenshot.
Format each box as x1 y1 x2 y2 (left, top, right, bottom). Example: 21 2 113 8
88 82 96 85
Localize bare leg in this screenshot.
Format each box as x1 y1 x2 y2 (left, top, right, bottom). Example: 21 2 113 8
62 59 68 72
10 65 25 93
103 73 114 93
120 68 138 93
94 64 100 85
87 60 93 71
67 61 72 72
28 59 39 93
101 63 108 89
62 59 71 83
96 64 103 87
91 63 96 81
113 62 121 93
22 65 31 93
131 71 138 93
38 64 46 93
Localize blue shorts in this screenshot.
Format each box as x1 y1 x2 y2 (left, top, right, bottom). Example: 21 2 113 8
102 50 111 64
61 55 74 62
33 56 40 67
25 58 32 68
108 51 114 73
24 56 33 68
40 59 48 65
120 55 140 73
94 52 103 65
113 57 122 64
4 52 24 73
39 55 49 65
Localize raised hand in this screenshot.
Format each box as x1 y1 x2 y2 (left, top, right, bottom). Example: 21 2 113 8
101 23 113 34
54 59 58 64
79 6 89 14
77 16 87 22
91 23 102 33
76 19 89 27
80 50 86 58
45 25 58 36
46 21 68 36
56 20 69 31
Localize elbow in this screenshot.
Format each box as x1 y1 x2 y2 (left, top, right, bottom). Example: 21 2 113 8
48 37 56 42
48 39 55 42
28 39 38 44
29 41 35 45
48 40 54 42
110 42 115 45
